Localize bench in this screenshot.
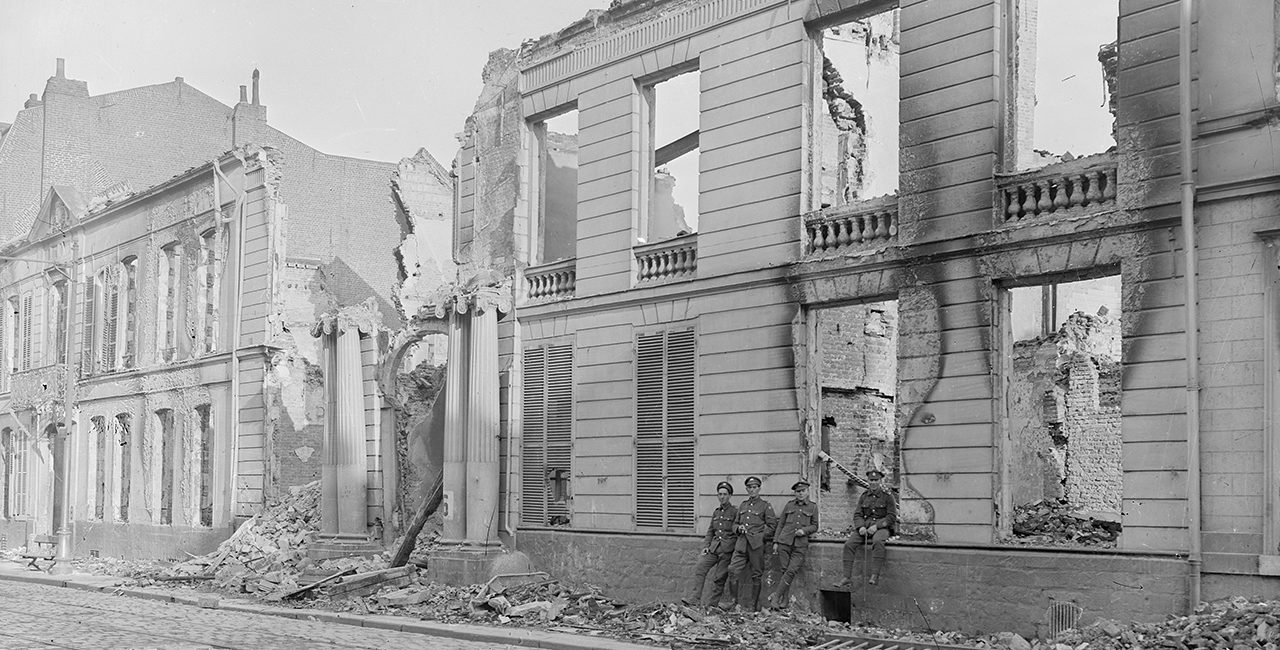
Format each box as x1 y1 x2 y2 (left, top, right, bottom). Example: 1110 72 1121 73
21 535 57 572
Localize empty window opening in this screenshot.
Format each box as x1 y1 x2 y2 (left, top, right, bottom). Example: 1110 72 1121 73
196 232 219 354
818 9 900 206
814 300 899 537
531 109 578 265
1003 274 1122 547
50 280 68 364
642 70 700 243
121 257 138 368
157 409 175 525
91 416 107 520
1008 0 1118 170
196 404 214 527
158 244 181 363
115 414 131 522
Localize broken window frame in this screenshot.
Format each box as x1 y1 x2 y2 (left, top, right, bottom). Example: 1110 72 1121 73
994 270 1123 547
520 342 574 527
527 105 580 267
637 64 701 246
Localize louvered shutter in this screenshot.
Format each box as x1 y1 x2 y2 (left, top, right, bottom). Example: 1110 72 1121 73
102 283 119 371
20 295 32 370
664 329 697 528
545 344 574 520
0 307 7 391
81 279 96 376
635 332 666 528
521 347 547 525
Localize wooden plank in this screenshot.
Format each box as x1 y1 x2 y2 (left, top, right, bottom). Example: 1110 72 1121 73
701 367 795 394
930 523 992 544
1119 527 1186 552
577 398 634 421
899 351 991 382
902 52 992 100
901 78 997 124
573 456 632 477
700 64 804 113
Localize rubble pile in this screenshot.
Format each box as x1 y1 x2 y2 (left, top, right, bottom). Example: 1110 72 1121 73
1054 597 1280 650
1009 499 1119 547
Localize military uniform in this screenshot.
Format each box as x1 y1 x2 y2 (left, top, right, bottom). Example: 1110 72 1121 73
770 487 818 607
684 501 738 605
842 480 896 584
724 488 777 610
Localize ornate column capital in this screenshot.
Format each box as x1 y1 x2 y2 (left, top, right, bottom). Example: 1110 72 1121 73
419 269 512 320
311 296 384 338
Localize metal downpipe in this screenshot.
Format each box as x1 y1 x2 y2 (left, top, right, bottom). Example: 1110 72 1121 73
1178 0 1202 611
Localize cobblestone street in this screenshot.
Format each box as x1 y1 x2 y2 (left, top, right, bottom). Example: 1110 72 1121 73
0 580 521 649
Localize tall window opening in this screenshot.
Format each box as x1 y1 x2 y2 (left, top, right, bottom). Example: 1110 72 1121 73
640 70 700 243
91 416 107 520
115 413 131 522
1000 274 1122 547
1007 0 1118 170
0 299 12 391
158 243 181 363
817 8 900 206
19 293 32 371
530 109 579 265
813 300 900 534
7 427 28 518
0 427 10 518
99 268 120 372
50 280 68 364
196 231 219 354
521 344 574 526
635 327 697 530
157 409 175 525
196 404 214 527
121 257 138 368
80 276 97 377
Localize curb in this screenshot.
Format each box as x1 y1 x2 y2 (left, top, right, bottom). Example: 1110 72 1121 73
0 566 653 650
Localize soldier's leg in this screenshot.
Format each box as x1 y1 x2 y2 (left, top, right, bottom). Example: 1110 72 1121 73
868 529 890 580
737 544 764 610
767 544 793 607
706 550 733 605
684 551 720 603
774 544 806 607
721 539 749 607
837 536 858 587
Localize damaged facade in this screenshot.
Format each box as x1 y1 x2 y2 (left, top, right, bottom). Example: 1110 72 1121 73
433 0 1280 637
0 63 454 559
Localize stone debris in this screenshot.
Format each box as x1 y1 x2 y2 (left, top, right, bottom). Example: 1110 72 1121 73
1050 597 1280 650
1009 499 1120 547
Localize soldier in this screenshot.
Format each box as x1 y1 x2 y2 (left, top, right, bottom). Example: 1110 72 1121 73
720 475 777 611
767 479 818 609
837 468 896 587
682 480 738 606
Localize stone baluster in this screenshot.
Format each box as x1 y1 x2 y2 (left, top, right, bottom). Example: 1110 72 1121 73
1086 170 1103 204
1053 178 1070 210
875 211 890 240
1037 181 1053 214
1102 168 1116 201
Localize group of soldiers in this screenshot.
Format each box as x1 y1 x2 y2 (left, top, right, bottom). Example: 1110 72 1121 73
682 468 897 611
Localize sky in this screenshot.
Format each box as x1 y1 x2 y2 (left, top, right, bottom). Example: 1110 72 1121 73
0 0 606 165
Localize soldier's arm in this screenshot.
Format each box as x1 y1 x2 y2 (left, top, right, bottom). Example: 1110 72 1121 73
703 513 715 546
852 496 867 530
882 493 898 530
764 503 779 540
803 505 818 536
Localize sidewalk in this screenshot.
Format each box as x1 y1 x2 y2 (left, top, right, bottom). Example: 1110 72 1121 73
0 561 654 650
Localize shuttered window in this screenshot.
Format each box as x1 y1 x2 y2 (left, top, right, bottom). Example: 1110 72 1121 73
20 295 32 371
521 344 574 526
0 305 7 392
635 328 696 530
81 278 96 377
101 280 119 372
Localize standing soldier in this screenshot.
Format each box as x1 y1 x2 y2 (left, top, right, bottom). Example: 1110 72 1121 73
720 476 777 611
837 468 896 587
768 479 818 608
682 481 738 606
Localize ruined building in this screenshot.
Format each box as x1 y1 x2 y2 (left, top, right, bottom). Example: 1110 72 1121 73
0 62 454 559
423 0 1280 636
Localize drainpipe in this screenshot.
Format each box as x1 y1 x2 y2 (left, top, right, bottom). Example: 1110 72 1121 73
1178 0 1202 611
216 154 249 530
504 321 521 543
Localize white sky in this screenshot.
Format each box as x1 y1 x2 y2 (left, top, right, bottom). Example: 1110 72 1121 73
0 0 605 165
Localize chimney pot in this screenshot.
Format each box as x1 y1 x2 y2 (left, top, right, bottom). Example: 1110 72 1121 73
252 69 260 105
24 93 41 109
239 85 248 103
175 76 183 84
55 58 65 78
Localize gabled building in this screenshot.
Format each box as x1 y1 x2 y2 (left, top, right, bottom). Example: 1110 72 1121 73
0 62 453 559
435 0 1280 636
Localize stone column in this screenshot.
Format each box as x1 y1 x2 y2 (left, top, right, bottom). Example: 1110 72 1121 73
441 310 469 542
331 327 368 538
464 306 500 544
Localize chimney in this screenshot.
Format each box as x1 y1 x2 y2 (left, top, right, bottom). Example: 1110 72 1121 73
24 93 41 109
232 71 267 147
239 85 248 104
252 69 260 105
55 58 65 78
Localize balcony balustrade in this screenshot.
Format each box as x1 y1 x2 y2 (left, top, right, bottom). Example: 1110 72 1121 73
997 153 1117 224
802 193 898 259
635 232 697 284
524 258 576 301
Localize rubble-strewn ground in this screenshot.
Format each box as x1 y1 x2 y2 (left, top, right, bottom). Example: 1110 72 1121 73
1006 499 1120 548
8 485 1273 649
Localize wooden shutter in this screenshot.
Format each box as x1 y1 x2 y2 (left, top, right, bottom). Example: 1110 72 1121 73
20 295 32 370
545 345 573 520
0 307 6 391
102 283 119 371
521 347 547 526
81 279 96 376
635 328 697 530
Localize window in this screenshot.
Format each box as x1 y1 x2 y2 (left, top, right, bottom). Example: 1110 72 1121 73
640 70 700 243
100 269 120 372
635 327 696 530
196 231 220 354
90 416 107 520
157 408 175 525
817 8 900 206
999 274 1123 547
158 243 181 362
1 427 9 518
121 257 138 368
196 404 214 527
115 413 131 522
521 344 573 526
0 299 11 391
7 427 29 518
80 275 97 377
19 293 32 371
50 280 68 364
529 110 579 265
1006 0 1118 170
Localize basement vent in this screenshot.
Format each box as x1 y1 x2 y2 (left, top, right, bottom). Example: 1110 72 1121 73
1048 600 1083 638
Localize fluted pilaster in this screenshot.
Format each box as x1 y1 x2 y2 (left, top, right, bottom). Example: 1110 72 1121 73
465 307 500 543
442 310 470 541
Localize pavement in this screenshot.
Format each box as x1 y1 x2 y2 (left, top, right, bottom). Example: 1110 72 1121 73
0 561 655 650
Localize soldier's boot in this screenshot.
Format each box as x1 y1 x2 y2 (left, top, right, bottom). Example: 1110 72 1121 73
868 572 879 585
833 560 854 589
